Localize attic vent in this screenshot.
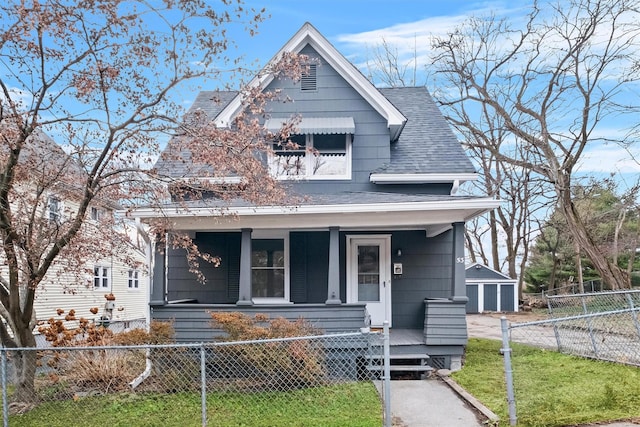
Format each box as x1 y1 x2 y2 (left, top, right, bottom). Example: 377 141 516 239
301 64 317 91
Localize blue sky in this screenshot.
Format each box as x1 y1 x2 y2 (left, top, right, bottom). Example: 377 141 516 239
205 0 638 182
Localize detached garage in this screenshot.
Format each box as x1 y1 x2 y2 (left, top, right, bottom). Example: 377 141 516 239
466 263 519 313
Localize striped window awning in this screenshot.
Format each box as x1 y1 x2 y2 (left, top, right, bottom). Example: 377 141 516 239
264 117 355 134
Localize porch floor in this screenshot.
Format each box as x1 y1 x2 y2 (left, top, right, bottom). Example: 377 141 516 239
389 329 424 346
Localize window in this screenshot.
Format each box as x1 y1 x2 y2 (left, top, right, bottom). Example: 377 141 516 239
128 269 139 289
48 196 61 222
251 239 286 300
270 133 351 179
94 266 111 289
90 207 102 221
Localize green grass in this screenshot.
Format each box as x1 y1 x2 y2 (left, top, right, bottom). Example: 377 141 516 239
453 338 640 427
9 382 381 427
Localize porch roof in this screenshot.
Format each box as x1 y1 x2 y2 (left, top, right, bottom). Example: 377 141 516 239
130 191 501 236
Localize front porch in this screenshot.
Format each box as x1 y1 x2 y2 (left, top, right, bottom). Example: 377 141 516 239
150 297 468 370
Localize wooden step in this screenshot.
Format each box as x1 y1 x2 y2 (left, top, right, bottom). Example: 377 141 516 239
367 353 430 360
390 365 433 372
366 364 433 372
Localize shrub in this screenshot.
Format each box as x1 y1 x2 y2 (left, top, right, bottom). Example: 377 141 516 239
36 310 176 394
209 312 326 389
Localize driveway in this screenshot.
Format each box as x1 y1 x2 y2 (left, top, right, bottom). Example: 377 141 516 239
467 313 557 349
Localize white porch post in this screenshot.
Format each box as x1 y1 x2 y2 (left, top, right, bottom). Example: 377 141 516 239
237 228 253 305
326 226 341 304
451 222 468 302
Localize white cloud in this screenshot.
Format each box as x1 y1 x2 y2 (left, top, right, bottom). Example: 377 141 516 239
577 146 640 174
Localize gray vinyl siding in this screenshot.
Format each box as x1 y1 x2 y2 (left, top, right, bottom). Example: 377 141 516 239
389 230 454 329
264 45 391 194
151 303 367 342
165 232 240 304
423 299 468 346
290 231 329 303
160 229 455 330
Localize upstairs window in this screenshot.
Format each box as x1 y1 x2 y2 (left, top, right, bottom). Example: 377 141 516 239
270 133 352 179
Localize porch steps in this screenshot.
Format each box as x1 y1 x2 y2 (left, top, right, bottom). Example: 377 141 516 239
366 353 433 376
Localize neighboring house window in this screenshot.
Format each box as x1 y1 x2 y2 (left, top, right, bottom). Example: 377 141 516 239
251 238 286 300
48 196 61 222
128 269 139 289
90 206 102 221
270 133 351 179
301 64 317 91
94 266 111 289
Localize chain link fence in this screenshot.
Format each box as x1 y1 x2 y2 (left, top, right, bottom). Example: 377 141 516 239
510 290 640 364
1 331 388 426
499 290 640 425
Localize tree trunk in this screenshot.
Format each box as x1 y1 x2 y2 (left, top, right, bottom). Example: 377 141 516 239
11 326 37 403
575 240 584 294
559 191 627 290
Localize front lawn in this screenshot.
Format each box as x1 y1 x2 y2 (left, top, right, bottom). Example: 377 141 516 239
9 382 381 427
453 338 640 427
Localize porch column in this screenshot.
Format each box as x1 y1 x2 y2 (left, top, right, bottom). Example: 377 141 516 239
325 226 341 304
150 235 166 305
450 222 468 302
237 228 253 306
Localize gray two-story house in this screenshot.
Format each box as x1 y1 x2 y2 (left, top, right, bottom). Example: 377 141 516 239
133 23 499 370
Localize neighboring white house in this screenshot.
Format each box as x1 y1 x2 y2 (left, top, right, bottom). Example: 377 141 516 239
465 263 519 313
33 232 149 327
0 130 149 333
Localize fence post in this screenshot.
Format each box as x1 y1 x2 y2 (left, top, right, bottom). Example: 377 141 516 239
383 321 391 427
500 317 517 426
626 294 640 340
1 348 6 427
200 343 207 427
582 299 599 357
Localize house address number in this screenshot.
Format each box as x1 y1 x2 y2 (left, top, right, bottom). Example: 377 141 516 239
456 257 465 264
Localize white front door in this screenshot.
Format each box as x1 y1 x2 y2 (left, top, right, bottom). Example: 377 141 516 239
346 235 391 327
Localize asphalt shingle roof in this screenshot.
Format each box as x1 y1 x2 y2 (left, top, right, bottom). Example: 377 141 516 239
378 87 476 175
154 87 476 178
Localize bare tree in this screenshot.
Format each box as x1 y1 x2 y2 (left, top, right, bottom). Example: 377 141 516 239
364 37 424 87
0 0 306 402
447 94 552 300
432 0 640 289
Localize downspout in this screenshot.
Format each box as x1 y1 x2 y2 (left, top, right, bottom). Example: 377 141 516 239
134 218 153 326
130 348 152 390
131 219 153 389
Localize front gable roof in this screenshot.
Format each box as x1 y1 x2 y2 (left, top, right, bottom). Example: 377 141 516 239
213 22 407 141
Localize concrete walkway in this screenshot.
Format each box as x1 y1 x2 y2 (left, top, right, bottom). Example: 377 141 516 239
377 379 487 427
378 314 640 427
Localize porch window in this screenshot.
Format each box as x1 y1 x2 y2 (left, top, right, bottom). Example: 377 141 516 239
251 239 285 299
270 133 351 179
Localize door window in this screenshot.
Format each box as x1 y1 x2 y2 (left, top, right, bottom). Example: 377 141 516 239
357 245 380 302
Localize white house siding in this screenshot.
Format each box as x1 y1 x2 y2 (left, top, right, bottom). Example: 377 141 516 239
33 252 149 326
